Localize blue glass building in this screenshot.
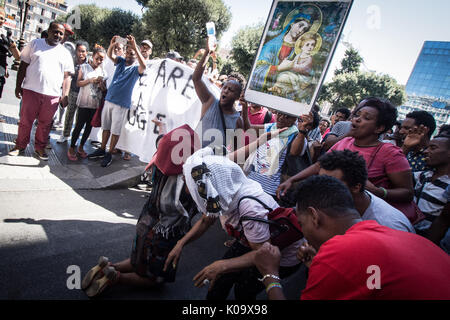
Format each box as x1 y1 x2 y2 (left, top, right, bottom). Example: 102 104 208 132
398 41 450 130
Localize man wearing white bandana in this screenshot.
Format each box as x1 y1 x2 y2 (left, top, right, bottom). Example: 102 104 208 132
164 147 303 300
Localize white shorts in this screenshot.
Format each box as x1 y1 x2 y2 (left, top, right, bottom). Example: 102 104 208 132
101 100 128 136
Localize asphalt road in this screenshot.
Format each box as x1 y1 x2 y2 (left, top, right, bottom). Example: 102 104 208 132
0 187 307 300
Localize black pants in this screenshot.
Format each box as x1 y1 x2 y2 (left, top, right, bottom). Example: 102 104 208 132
70 107 96 148
206 241 300 300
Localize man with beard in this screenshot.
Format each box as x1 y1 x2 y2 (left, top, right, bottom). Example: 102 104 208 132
9 21 74 160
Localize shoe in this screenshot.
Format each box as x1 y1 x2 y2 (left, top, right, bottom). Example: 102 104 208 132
85 266 119 298
45 141 52 150
8 147 25 156
123 152 131 161
81 256 109 290
101 152 112 167
57 136 69 144
34 149 49 161
87 148 106 159
67 150 78 161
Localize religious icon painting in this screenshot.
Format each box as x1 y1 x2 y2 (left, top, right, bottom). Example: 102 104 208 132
245 0 353 116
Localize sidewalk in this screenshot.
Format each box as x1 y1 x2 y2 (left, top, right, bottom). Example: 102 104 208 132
0 66 147 192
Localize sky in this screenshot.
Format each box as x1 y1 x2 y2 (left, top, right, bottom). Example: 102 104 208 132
66 0 450 85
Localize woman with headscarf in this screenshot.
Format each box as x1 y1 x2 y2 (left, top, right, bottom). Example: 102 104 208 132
81 125 199 298
164 147 303 300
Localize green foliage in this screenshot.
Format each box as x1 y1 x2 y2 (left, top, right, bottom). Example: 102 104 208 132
318 71 406 110
230 23 264 78
137 0 231 59
318 47 406 111
334 47 363 76
59 5 139 48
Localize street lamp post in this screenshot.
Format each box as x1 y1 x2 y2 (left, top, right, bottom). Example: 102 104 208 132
11 0 30 71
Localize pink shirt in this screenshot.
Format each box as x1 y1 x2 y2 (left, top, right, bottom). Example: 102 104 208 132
329 138 420 223
330 137 411 188
248 107 276 125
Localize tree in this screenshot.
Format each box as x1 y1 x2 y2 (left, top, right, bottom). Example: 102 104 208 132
317 47 406 111
334 47 363 76
136 0 231 59
230 23 264 78
58 5 138 48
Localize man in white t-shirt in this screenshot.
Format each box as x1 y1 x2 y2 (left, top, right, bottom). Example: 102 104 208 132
318 149 415 233
9 21 74 160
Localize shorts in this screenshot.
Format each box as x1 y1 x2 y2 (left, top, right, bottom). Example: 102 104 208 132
101 100 128 135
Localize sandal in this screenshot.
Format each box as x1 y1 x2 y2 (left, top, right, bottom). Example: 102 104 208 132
123 153 131 161
85 266 120 298
81 256 109 290
67 150 78 161
77 149 88 159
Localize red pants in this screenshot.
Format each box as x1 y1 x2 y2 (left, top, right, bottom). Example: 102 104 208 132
16 88 60 151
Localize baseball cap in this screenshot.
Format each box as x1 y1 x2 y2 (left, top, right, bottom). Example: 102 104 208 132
166 50 183 60
141 40 153 49
63 23 74 35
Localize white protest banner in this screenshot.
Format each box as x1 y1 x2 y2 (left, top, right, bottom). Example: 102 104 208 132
108 58 220 163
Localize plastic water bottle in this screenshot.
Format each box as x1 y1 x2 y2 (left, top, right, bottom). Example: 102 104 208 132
206 22 216 51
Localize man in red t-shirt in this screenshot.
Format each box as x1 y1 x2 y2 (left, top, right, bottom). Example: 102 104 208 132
254 175 450 300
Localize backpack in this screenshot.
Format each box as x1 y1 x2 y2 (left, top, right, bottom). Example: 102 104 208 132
225 196 304 250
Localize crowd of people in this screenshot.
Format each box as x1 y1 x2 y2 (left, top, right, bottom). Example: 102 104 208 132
1 17 449 300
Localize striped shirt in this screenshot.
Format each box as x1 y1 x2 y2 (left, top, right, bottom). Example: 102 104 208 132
247 147 287 196
414 171 450 220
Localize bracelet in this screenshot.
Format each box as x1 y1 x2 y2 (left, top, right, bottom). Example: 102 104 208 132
258 274 281 282
379 187 388 199
298 129 308 135
266 282 282 294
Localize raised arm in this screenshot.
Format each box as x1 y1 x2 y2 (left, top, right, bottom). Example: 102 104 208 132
127 35 146 75
193 41 215 118
107 36 119 64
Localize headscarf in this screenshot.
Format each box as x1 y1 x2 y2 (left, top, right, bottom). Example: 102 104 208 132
183 147 266 218
145 124 200 238
147 124 200 175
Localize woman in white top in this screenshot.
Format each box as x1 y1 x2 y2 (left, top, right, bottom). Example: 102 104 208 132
68 45 106 161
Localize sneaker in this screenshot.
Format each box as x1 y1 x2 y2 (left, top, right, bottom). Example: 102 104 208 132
8 147 25 156
57 135 69 144
87 148 106 159
101 152 113 167
34 149 49 161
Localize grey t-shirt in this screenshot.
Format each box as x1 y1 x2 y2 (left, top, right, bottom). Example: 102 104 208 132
196 98 241 149
362 191 415 233
329 120 352 137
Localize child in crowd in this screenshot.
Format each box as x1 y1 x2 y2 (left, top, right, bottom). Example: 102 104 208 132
67 45 106 161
